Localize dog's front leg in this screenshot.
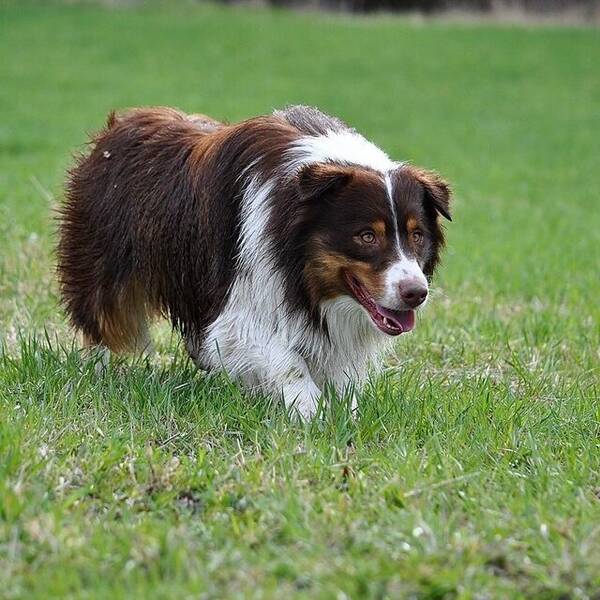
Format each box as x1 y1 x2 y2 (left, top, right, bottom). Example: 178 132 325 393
251 349 322 419
197 330 322 420
278 366 322 420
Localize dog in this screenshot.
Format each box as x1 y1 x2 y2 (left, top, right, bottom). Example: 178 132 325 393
57 105 451 418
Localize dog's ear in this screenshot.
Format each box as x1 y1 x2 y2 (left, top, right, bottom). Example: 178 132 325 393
297 163 354 200
411 167 452 221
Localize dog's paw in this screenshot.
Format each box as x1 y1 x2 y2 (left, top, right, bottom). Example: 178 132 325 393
292 395 319 421
282 379 321 421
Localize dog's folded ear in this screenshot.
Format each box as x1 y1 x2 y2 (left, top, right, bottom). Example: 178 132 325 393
410 167 452 221
297 163 354 200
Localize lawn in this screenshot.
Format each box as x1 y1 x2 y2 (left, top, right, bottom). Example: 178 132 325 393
1 1 599 598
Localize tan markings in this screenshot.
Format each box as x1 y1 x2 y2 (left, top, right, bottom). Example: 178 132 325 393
93 280 155 354
304 249 350 306
81 333 98 349
406 216 419 232
352 261 386 299
304 247 386 307
372 220 386 238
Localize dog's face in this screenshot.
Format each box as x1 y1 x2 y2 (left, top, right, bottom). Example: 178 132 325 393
300 163 451 336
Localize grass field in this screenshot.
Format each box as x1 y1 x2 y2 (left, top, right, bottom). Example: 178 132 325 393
1 2 599 598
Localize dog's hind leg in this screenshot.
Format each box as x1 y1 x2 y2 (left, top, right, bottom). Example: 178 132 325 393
76 279 154 364
82 332 111 374
101 281 154 355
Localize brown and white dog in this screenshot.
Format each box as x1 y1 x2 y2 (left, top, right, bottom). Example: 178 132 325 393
58 105 451 418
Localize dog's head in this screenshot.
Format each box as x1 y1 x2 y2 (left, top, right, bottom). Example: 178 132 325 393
298 163 451 336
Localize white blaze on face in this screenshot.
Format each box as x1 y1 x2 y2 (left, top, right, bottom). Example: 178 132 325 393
380 257 428 309
380 172 428 310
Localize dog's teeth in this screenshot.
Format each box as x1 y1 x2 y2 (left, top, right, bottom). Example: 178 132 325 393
383 317 396 329
382 316 400 331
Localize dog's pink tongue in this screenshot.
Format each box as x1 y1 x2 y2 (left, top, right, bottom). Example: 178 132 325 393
398 309 415 332
379 307 416 332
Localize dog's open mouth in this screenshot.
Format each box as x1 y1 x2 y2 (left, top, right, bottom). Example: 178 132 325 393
345 273 415 336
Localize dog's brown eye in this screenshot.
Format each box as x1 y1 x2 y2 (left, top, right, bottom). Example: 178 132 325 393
412 230 424 244
359 230 376 244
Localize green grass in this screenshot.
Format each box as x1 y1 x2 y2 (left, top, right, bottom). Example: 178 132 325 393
1 2 599 598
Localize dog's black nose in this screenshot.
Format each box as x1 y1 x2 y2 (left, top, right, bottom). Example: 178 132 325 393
399 281 428 308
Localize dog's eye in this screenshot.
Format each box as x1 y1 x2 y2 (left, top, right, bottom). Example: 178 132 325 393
359 230 376 244
412 230 424 244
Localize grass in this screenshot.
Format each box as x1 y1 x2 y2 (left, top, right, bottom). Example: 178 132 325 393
1 1 599 598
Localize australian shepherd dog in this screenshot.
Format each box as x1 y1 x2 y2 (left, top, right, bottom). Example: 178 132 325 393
57 105 452 418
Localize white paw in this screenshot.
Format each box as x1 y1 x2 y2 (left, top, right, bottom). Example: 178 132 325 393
292 395 319 420
282 380 321 421
85 346 110 376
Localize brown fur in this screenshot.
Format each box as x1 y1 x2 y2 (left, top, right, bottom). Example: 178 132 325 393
389 165 451 276
372 220 387 238
57 107 297 351
304 247 387 308
186 113 225 134
406 216 418 232
58 106 451 355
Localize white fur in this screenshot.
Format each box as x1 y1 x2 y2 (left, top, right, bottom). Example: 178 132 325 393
195 132 418 419
384 171 402 253
381 170 429 309
288 130 397 173
380 258 429 308
315 296 388 387
199 173 319 418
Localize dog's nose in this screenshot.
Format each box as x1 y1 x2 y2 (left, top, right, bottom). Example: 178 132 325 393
399 280 428 308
